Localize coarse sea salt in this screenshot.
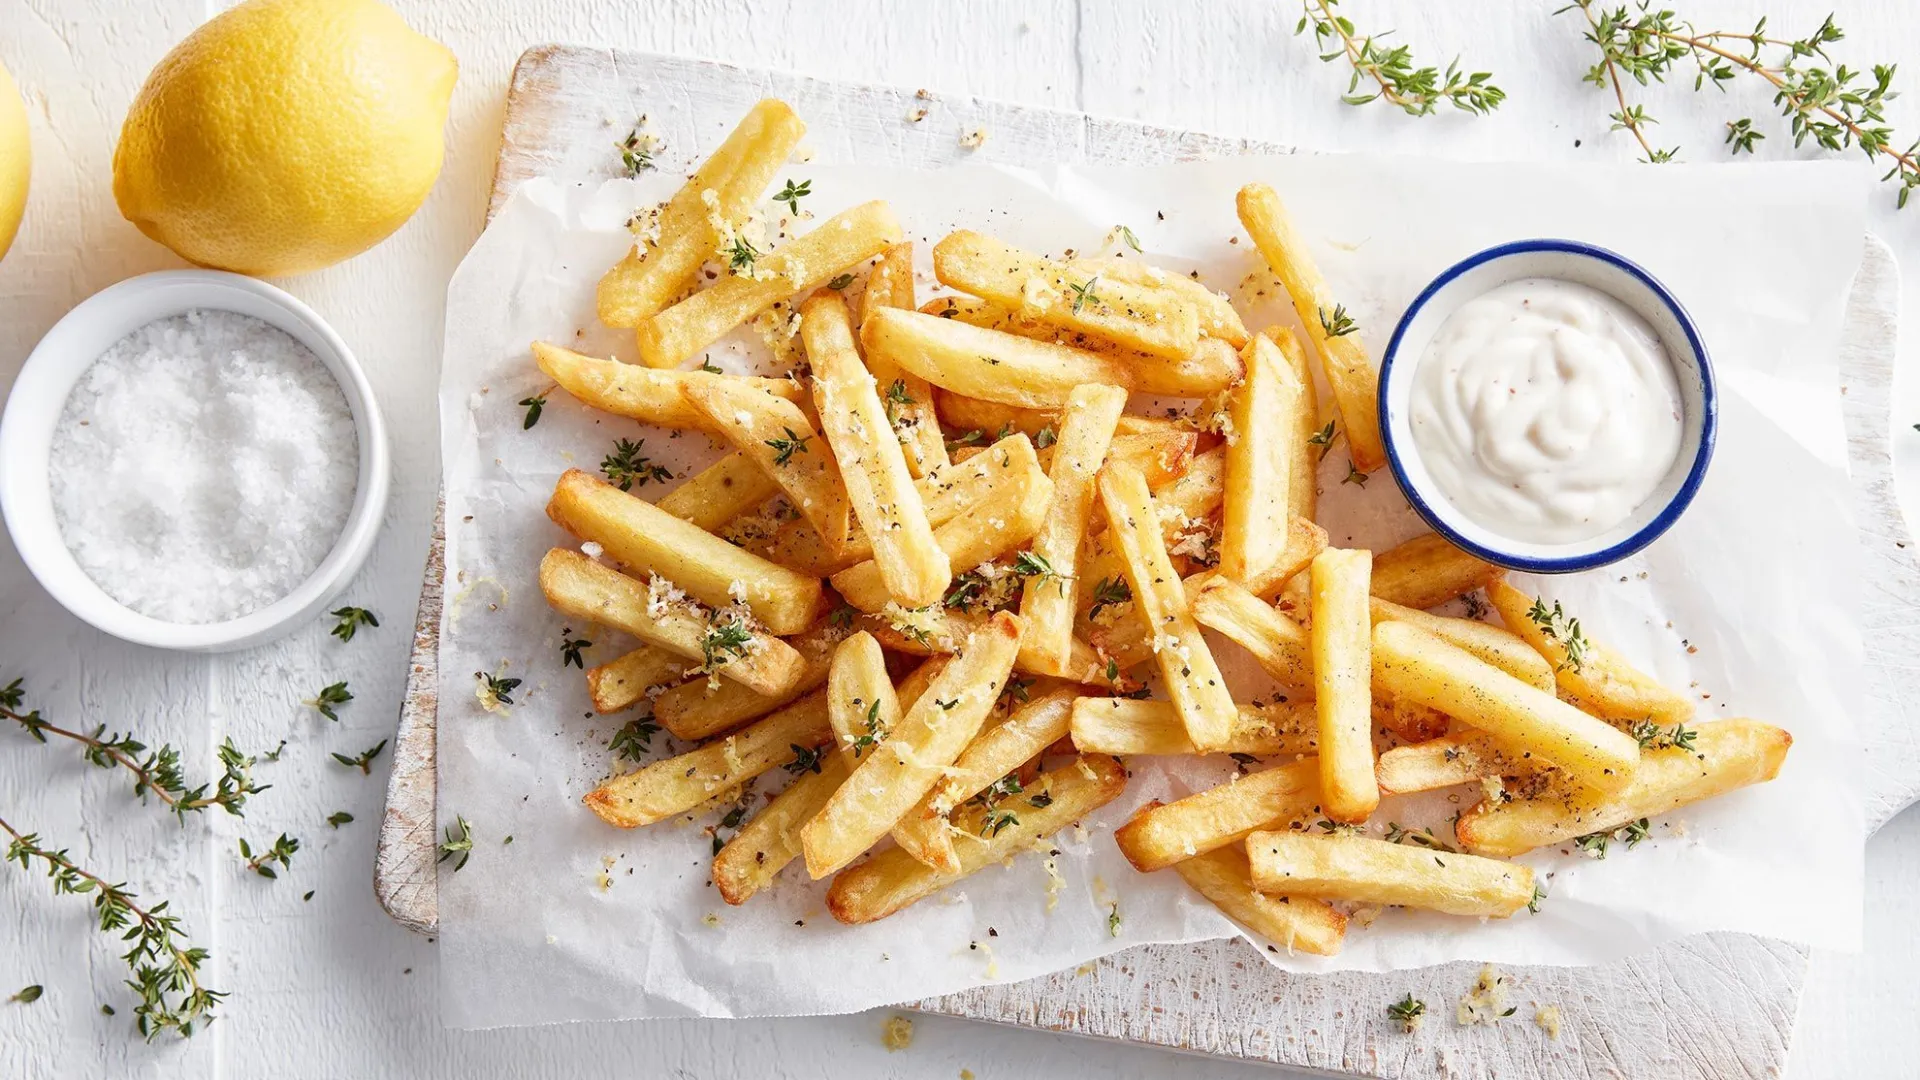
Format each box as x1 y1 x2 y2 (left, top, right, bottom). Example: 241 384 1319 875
49 309 359 624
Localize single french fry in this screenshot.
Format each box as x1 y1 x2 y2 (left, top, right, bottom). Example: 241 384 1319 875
826 754 1128 924
1191 576 1314 691
713 752 850 905
1114 757 1321 872
858 242 948 479
583 689 831 828
803 292 951 607
1070 696 1317 757
1246 831 1534 918
1456 718 1791 857
682 375 855 558
933 389 1185 445
537 549 804 697
1376 731 1553 795
1372 621 1640 792
933 230 1201 359
1242 516 1330 602
914 294 1241 397
1019 383 1128 674
1220 331 1302 584
863 307 1137 410
532 342 806 431
1099 463 1238 752
654 452 784 533
548 469 822 635
1484 580 1696 727
1311 549 1378 822
1269 323 1321 525
636 200 905 368
830 462 1053 612
1172 843 1345 956
824 631 901 765
1236 183 1385 472
587 646 690 715
801 612 1025 877
862 607 1134 691
1370 598 1554 693
1370 533 1500 611
597 99 806 328
1068 257 1250 347
650 622 838 741
894 688 1078 873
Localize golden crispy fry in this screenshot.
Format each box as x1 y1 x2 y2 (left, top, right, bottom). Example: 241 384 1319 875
1375 730 1553 795
548 468 822 635
713 752 850 904
1268 323 1321 525
861 607 1132 691
825 754 1127 924
931 387 1185 444
1114 757 1322 872
1243 516 1329 600
1191 576 1313 691
1220 331 1303 584
1370 597 1555 693
583 689 831 828
859 242 948 479
1068 257 1250 347
1172 844 1345 956
654 452 783 533
1372 621 1640 793
636 200 905 368
933 230 1201 359
830 461 1053 612
1019 383 1128 674
1099 463 1238 752
587 646 690 715
1370 533 1500 611
801 612 1025 877
1246 831 1535 918
1079 447 1225 607
1106 431 1199 489
1069 696 1316 757
863 306 1137 410
681 375 855 559
1310 549 1378 822
650 622 839 741
537 549 805 697
1485 580 1695 727
803 292 951 607
824 631 900 762
596 99 805 328
1235 183 1384 472
1456 718 1790 857
532 342 806 431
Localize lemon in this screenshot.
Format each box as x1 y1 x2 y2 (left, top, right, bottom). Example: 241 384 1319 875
0 63 29 263
112 0 456 277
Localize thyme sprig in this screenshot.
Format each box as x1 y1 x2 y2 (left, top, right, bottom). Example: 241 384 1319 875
1308 420 1338 462
701 621 755 670
475 672 522 711
1526 598 1590 673
518 388 552 430
765 427 812 466
1 817 223 1039
329 606 379 642
609 717 662 764
238 834 298 880
438 816 474 871
601 438 673 491
560 628 592 669
1012 550 1074 593
724 236 761 276
1297 0 1505 116
1319 304 1358 338
1066 275 1102 314
329 739 387 776
306 681 352 721
774 178 811 216
1387 993 1426 1032
1087 577 1132 621
617 121 657 176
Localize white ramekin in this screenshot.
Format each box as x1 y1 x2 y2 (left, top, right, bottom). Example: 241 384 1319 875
0 270 390 651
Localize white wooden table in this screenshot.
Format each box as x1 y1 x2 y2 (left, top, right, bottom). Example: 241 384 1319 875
2 3 1916 1078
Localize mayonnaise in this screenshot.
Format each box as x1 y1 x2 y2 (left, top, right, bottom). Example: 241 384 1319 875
1408 278 1683 544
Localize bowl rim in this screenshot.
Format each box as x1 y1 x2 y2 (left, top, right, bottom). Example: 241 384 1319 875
1376 238 1718 574
0 269 390 651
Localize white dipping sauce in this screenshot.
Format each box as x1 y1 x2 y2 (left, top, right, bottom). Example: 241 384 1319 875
1409 278 1683 544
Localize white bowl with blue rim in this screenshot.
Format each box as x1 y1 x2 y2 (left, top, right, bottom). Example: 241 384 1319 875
1377 239 1716 573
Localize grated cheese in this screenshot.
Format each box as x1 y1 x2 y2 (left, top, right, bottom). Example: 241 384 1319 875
881 1015 914 1051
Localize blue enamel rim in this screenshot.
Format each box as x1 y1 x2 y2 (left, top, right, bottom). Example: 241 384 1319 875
1377 239 1718 575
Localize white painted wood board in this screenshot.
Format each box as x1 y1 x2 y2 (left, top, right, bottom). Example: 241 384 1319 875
376 47 1911 1078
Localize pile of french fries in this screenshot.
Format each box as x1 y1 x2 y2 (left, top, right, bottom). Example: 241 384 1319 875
531 98 1792 951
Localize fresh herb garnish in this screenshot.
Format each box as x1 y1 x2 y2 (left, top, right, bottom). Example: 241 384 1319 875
560 628 592 669
1319 303 1358 337
981 808 1019 837
437 816 474 871
700 359 724 374
701 621 755 669
935 698 959 711
329 739 387 776
1088 577 1132 620
475 672 522 709
1066 275 1102 315
1034 425 1057 449
1387 993 1427 1032
1115 224 1143 252
1027 791 1054 808
1342 460 1368 487
306 681 352 721
609 717 661 763
784 744 825 775
1573 831 1610 859
827 272 856 290
1525 597 1590 673
1012 550 1073 592
329 606 379 642
1384 821 1456 852
724 235 761 276
9 984 42 1004
518 392 548 430
1528 881 1547 914
884 379 915 426
1308 420 1338 462
765 427 813 466
1297 0 1505 116
326 811 354 829
998 675 1034 710
851 699 888 757
774 178 812 216
1107 903 1122 937
827 604 858 629
602 438 673 491
616 122 657 175
238 834 299 880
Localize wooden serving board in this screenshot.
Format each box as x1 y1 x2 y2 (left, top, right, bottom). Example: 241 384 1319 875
377 47 1914 1078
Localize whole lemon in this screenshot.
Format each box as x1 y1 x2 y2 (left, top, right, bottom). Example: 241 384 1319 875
0 63 29 263
112 0 456 277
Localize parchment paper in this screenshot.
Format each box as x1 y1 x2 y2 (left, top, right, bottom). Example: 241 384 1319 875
436 156 1867 1027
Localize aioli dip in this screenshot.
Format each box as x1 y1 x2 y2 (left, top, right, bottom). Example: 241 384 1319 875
1408 278 1683 544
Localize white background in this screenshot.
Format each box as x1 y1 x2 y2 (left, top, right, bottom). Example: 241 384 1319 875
1 1 1916 1077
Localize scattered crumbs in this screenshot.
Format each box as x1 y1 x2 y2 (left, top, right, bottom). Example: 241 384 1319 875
546 934 558 945
1074 962 1097 976
907 107 929 123
960 127 988 150
1349 904 1382 929
882 1014 915 1051
702 912 722 928
792 143 815 163
580 540 605 560
596 854 617 891
961 1071 975 1080
1457 964 1513 1026
1535 1004 1562 1040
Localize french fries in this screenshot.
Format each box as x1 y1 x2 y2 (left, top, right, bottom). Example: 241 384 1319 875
583 689 831 828
1376 730 1552 795
863 307 1136 409
596 99 806 328
586 646 689 715
1078 448 1225 605
1236 182 1385 472
682 374 855 558
826 754 1127 924
1370 597 1554 693
1114 757 1321 872
547 468 822 635
1485 580 1696 727
933 388 1185 444
655 452 783 533
636 200 905 368
1456 719 1790 857
650 622 838 740
537 549 805 697
712 752 849 905
1310 549 1378 822
803 292 950 606
1271 323 1321 524
1068 257 1250 347
1070 696 1316 757
1172 844 1346 956
1098 463 1238 752
858 242 948 479
801 612 1024 877
1370 533 1499 611
1372 621 1640 792
1243 517 1330 600
532 341 805 432
1018 383 1127 674
824 631 901 765
830 460 1053 612
1191 576 1313 691
1246 831 1535 918
1220 331 1303 584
